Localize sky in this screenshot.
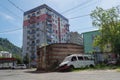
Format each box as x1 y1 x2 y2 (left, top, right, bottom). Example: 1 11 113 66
0 0 120 47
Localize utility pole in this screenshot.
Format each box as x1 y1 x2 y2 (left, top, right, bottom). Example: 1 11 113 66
43 21 47 70
24 52 30 68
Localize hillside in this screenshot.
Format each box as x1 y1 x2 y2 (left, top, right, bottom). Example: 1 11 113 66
0 38 22 55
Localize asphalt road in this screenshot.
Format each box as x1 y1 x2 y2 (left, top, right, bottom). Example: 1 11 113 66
0 69 120 80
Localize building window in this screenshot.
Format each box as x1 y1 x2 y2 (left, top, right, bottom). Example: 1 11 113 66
37 22 39 25
53 40 55 43
32 41 35 44
27 42 30 45
53 30 54 33
36 33 40 37
27 30 30 34
37 11 41 14
32 13 35 16
56 30 57 34
52 19 54 22
26 47 29 50
36 39 40 43
55 15 57 18
27 36 30 39
27 15 30 18
55 20 57 23
36 28 39 31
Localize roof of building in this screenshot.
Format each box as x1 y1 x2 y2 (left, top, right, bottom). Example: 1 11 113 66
0 58 16 61
82 30 99 34
24 4 68 21
0 51 10 54
38 43 83 49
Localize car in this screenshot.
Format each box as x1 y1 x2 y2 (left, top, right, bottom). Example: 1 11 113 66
107 59 117 65
57 54 95 71
11 64 26 69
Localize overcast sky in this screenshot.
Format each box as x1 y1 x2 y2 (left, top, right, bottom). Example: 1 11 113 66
0 0 119 47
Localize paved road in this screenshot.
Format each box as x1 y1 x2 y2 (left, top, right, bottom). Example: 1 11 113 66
0 69 120 80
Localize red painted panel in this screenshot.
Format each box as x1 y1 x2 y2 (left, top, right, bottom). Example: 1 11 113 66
37 14 47 22
23 20 29 26
52 23 57 29
0 58 16 61
62 28 66 33
23 14 47 27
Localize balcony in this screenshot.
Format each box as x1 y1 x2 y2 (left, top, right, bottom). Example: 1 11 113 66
30 43 36 46
47 24 52 28
46 18 52 22
47 29 52 33
47 35 52 39
29 16 36 24
46 12 52 16
30 30 36 34
47 41 52 44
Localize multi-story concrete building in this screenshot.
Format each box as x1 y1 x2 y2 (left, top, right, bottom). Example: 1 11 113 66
22 4 69 65
69 32 83 45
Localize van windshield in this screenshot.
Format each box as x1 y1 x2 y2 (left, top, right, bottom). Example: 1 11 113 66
63 57 70 62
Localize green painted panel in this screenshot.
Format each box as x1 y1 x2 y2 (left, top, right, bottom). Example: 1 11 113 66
83 30 100 53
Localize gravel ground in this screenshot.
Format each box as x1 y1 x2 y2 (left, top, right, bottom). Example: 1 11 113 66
0 69 120 80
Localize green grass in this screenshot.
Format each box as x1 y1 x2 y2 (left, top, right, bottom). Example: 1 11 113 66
72 64 120 72
115 66 120 72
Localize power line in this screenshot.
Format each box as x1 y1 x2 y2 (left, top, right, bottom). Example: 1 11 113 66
7 0 24 12
0 25 96 34
0 3 21 18
0 28 22 34
0 27 46 34
61 0 92 14
65 0 98 15
68 14 90 19
0 27 96 34
0 13 92 34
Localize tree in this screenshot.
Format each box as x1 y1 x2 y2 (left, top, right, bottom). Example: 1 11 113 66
12 54 22 64
23 53 29 65
90 7 120 55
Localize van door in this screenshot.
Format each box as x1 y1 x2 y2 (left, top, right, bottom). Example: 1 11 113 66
71 56 78 68
77 56 84 68
84 56 90 67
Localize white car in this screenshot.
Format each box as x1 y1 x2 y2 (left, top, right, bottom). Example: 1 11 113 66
58 54 95 71
11 64 26 69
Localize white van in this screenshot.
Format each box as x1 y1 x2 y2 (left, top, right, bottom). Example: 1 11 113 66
11 64 26 69
58 54 95 71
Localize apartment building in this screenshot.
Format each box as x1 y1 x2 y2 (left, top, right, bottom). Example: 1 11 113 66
69 32 83 45
22 4 69 65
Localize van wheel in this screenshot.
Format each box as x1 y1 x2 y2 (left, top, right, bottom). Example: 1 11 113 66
69 65 74 70
89 65 94 68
